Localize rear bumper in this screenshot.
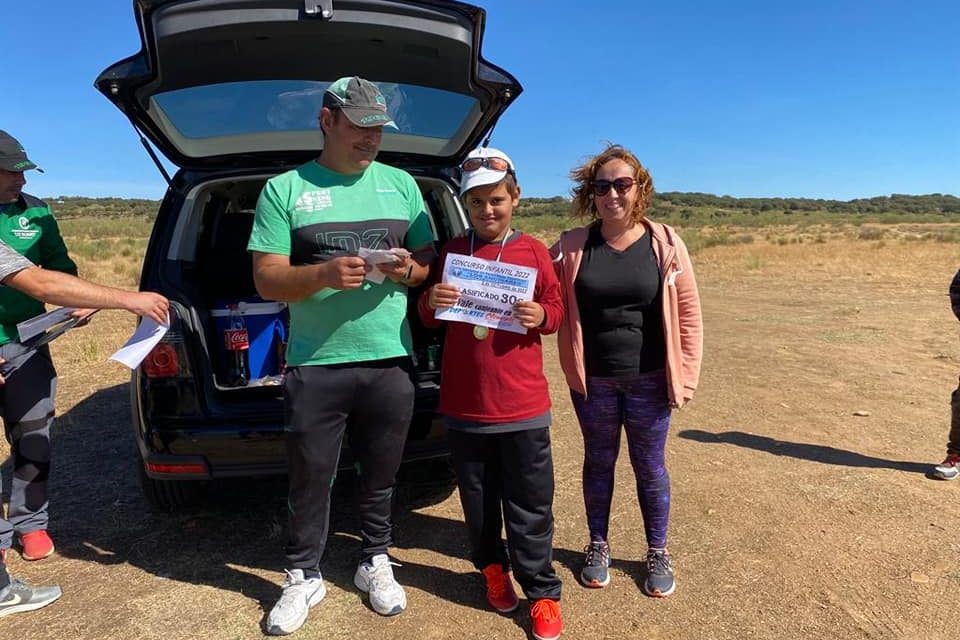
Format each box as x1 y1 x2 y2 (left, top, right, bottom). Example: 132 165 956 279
136 413 448 481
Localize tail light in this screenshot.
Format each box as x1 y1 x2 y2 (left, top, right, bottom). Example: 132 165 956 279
143 343 179 377
140 312 192 379
146 461 208 476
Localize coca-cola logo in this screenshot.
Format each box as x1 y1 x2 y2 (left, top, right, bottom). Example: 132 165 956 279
224 328 250 350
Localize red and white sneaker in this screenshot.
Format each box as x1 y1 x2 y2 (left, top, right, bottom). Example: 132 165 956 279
933 453 960 480
481 563 518 613
20 530 55 561
530 599 563 640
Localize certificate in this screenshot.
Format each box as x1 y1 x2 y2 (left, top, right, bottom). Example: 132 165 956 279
435 253 537 335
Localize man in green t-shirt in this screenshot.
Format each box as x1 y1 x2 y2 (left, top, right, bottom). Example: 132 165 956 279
248 77 434 635
0 130 83 566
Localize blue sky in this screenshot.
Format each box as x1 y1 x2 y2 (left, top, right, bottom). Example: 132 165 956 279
1 0 957 201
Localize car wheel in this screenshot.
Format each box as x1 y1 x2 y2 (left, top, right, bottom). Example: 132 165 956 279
136 459 208 512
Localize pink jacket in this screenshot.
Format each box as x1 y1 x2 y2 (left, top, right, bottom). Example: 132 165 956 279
550 219 703 407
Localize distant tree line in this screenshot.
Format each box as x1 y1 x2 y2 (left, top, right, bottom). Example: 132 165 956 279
47 196 160 219
653 192 960 215
48 192 960 224
516 193 960 218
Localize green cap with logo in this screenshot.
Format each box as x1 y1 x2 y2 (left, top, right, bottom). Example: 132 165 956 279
323 76 398 129
0 130 43 173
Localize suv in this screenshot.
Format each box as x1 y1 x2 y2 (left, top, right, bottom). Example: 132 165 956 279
95 0 521 511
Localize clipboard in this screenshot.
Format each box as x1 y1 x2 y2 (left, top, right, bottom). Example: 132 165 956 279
0 311 97 378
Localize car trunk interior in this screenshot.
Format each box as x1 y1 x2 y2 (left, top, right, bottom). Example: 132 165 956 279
170 173 461 396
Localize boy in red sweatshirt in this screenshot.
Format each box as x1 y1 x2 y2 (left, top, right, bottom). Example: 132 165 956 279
417 147 564 640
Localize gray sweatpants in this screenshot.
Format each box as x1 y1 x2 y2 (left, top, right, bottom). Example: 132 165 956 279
0 342 57 552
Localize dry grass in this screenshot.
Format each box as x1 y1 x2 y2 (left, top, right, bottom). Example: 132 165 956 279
2 232 959 639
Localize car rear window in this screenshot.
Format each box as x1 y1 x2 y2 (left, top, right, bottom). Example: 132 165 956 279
152 80 477 140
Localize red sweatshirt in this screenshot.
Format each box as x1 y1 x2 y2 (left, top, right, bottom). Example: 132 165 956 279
417 232 564 423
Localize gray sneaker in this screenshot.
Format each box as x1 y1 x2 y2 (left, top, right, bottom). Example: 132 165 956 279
642 549 676 597
580 541 611 588
0 578 62 618
933 453 960 480
354 554 407 616
265 569 326 635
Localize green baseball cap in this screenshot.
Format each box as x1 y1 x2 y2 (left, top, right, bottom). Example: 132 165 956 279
0 130 43 173
323 77 397 129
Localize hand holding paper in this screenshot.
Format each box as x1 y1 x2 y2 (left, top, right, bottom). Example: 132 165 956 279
357 247 411 284
110 316 170 369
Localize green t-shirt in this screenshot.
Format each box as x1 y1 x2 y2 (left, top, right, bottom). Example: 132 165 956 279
248 160 434 366
0 194 77 344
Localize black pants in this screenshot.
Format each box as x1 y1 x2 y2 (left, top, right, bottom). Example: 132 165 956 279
447 427 561 601
949 375 960 454
283 359 413 570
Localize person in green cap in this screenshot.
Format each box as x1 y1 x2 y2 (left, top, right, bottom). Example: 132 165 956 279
0 236 168 619
249 76 435 635
0 129 83 565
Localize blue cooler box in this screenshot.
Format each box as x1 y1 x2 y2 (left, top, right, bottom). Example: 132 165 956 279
211 301 288 380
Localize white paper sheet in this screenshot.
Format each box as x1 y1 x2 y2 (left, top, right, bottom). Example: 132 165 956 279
357 247 410 284
16 307 79 342
109 317 170 369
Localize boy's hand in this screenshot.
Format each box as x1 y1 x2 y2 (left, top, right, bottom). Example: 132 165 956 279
514 300 545 329
428 283 460 310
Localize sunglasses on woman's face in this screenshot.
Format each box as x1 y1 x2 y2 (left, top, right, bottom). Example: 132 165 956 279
591 177 637 196
461 156 512 172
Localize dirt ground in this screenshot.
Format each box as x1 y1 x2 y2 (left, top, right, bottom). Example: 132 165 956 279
3 236 958 639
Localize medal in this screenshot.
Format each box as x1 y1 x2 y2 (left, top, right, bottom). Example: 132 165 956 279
467 230 509 343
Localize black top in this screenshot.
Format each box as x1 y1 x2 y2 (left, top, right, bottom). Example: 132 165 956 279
574 223 666 377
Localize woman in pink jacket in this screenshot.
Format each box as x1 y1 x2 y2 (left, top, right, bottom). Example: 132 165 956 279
551 144 703 597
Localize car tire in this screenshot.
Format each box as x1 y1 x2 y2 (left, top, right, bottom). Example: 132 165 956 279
137 459 208 512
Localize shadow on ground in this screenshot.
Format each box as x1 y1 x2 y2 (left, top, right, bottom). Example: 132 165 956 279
678 428 932 475
45 383 478 616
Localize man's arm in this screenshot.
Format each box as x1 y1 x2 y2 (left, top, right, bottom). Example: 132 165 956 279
2 267 169 324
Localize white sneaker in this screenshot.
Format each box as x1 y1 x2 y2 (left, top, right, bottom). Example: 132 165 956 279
933 453 960 480
265 569 326 635
353 554 407 616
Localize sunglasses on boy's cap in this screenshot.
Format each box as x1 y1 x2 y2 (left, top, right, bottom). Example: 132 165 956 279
459 147 516 195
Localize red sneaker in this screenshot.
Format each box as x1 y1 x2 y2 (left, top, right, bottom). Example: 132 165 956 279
481 563 518 613
20 530 55 561
530 598 563 640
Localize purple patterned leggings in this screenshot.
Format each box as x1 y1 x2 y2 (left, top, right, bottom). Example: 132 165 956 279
570 371 672 549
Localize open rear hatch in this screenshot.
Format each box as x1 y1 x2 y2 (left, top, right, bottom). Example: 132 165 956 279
95 0 522 173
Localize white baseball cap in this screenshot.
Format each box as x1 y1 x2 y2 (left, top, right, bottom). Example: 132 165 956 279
459 147 516 195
